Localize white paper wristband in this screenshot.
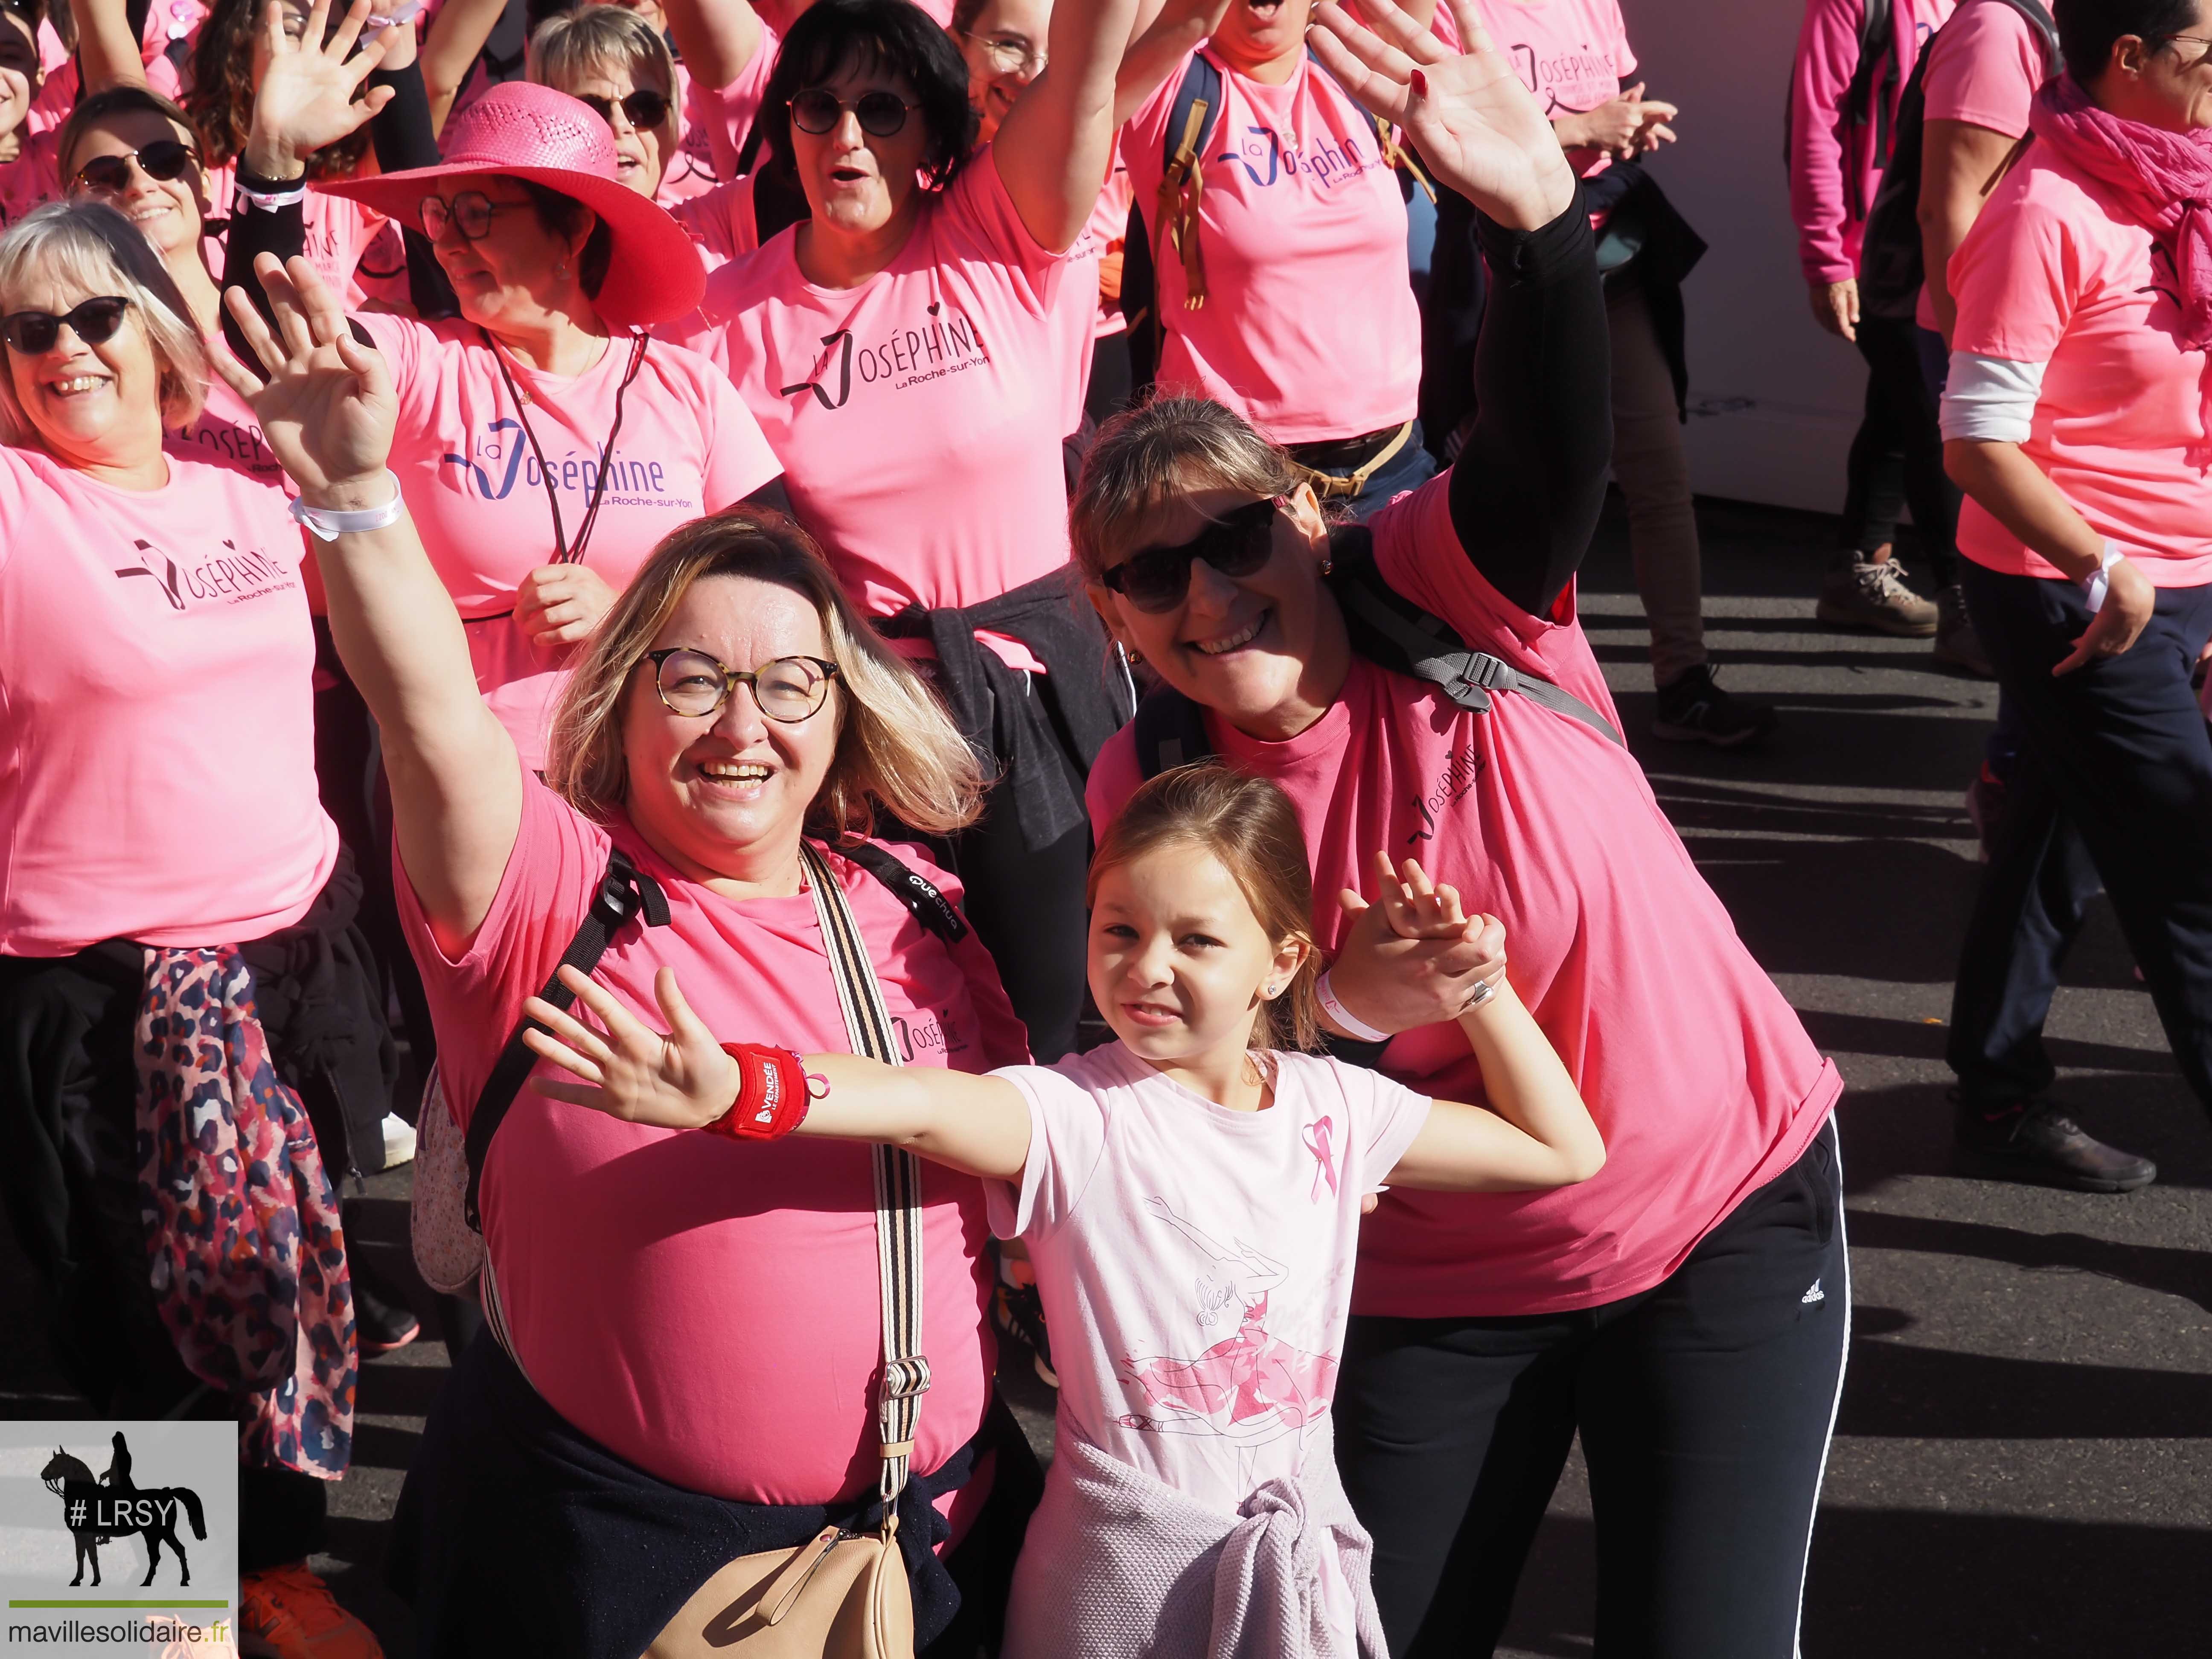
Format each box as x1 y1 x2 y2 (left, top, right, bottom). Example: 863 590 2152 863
2082 543 2124 616
289 473 405 542
235 180 308 210
1316 971 1391 1044
362 0 423 26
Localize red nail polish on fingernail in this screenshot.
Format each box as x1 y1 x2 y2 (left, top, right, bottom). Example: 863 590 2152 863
1409 68 1429 97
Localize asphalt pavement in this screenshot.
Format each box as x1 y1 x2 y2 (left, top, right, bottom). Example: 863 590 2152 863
4 492 2207 1656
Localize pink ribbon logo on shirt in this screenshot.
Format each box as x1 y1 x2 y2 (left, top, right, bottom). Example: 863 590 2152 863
1304 1116 1339 1202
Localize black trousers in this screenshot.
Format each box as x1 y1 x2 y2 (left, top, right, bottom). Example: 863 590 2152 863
1848 315 1960 586
1948 563 2212 1110
1335 1118 1847 1658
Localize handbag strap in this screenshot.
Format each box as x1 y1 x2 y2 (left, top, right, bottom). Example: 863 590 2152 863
800 841 931 1530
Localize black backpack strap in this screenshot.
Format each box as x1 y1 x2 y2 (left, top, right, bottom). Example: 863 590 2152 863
1325 533 1627 747
463 847 672 1231
839 841 970 944
1132 684 1218 780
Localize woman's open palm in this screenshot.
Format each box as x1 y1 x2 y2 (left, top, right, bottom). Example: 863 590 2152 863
1310 0 1575 230
212 253 398 498
251 0 393 162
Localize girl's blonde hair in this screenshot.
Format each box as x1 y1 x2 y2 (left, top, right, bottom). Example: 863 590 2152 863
1088 764 1323 1052
0 201 209 445
1069 394 1304 582
546 508 989 841
530 5 678 103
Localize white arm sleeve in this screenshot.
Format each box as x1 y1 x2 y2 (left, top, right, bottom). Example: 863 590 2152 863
1940 352 2049 443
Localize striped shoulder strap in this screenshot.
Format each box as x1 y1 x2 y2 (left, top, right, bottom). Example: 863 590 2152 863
800 841 931 1530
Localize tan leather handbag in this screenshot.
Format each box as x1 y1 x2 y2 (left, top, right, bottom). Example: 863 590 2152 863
646 842 932 1659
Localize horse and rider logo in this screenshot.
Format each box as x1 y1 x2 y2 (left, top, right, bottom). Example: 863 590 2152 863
37 1432 207 1588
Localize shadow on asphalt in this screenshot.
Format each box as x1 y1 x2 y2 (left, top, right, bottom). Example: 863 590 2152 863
1502 1505 2212 1659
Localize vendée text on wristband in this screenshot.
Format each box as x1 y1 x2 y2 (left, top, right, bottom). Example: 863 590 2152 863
707 1042 815 1139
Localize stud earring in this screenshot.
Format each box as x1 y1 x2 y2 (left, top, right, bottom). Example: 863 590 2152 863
555 261 572 279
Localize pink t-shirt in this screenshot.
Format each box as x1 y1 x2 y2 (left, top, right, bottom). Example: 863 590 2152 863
988 1042 1429 1511
399 776 1030 1502
690 147 1089 620
0 128 62 232
681 32 779 184
1087 164 1131 340
1477 0 1633 179
670 171 761 271
169 360 286 486
1949 142 2212 585
359 315 783 768
1913 0 2051 327
0 444 336 955
1121 48 1417 445
1086 479 1841 1318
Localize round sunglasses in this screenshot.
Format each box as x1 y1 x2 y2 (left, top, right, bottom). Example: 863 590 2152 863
788 88 922 138
70 140 198 196
577 88 671 131
646 649 841 723
1098 497 1284 614
0 295 132 355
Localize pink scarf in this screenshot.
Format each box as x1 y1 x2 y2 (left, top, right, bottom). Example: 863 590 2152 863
2031 74 2212 462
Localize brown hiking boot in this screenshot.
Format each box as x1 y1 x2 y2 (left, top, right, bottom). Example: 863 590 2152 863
1817 554 1940 637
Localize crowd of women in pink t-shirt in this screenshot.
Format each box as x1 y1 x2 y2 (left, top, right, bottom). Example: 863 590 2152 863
6 0 2212 1652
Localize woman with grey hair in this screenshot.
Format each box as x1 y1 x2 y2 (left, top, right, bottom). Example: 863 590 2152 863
0 199 388 1647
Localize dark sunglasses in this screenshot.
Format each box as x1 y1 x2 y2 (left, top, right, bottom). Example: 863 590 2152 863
0 295 132 354
788 88 921 138
577 88 671 131
70 140 198 195
1100 497 1283 613
418 190 526 243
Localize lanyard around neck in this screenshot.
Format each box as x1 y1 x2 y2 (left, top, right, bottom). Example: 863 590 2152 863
481 328 650 567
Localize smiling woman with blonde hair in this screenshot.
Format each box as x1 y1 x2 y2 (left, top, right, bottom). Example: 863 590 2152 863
219 239 1042 1651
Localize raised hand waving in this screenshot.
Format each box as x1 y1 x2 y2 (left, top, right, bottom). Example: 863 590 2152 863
1309 0 1576 230
247 0 393 178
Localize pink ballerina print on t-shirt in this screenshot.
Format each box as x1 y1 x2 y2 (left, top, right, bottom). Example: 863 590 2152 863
1117 1196 1339 1487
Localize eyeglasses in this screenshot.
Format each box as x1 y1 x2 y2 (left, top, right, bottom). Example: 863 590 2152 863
70 140 198 195
788 88 922 137
2161 32 2212 64
957 29 1047 76
0 295 132 354
1098 497 1283 614
418 191 528 242
576 88 671 131
646 648 841 722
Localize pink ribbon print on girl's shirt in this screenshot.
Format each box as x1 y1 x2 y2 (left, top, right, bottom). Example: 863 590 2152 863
1304 1115 1339 1202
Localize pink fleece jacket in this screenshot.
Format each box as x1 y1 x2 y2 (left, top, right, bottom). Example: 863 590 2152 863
1790 0 1956 286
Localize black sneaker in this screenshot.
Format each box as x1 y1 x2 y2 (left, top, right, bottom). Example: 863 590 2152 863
991 1269 1058 1388
353 1266 422 1357
1651 664 1779 748
1953 1095 2157 1193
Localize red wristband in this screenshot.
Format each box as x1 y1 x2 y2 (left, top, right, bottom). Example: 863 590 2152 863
709 1043 813 1139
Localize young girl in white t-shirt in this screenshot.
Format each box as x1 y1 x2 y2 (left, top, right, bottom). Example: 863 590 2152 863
522 763 1604 1658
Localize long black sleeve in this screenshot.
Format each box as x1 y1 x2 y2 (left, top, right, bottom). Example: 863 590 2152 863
1446 188 1613 619
366 58 460 320
219 178 309 375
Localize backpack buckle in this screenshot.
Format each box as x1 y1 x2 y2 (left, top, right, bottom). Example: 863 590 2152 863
1445 652 1516 708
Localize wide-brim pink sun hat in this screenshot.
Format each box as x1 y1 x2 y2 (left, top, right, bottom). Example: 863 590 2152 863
318 81 705 329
